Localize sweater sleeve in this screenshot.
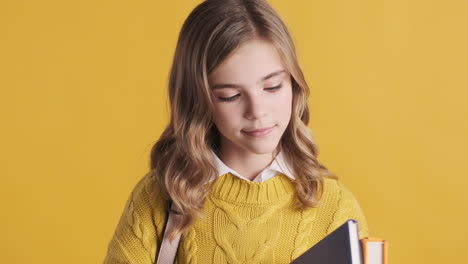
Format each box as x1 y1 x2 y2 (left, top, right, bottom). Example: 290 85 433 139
326 181 370 239
103 173 166 264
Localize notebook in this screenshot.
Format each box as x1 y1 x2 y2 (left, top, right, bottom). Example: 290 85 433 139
361 237 388 264
290 219 363 264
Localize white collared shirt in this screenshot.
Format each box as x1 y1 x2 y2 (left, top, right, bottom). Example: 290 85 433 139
208 149 295 183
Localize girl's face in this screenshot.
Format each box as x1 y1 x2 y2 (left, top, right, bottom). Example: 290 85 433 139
208 38 293 156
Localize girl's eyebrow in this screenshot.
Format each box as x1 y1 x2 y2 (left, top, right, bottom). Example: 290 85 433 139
211 69 285 90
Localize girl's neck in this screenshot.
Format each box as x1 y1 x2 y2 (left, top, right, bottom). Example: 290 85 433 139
218 144 280 181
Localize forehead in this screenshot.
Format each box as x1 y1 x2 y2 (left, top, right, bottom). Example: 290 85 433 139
208 39 285 85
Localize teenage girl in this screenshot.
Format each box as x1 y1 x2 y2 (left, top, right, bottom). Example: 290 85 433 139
103 0 369 263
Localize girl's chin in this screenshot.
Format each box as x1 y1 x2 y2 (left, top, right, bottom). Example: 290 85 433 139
240 142 280 155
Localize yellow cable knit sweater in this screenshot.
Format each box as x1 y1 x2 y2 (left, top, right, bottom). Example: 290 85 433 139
103 172 369 263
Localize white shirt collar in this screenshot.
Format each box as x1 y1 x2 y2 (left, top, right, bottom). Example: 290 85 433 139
208 149 295 183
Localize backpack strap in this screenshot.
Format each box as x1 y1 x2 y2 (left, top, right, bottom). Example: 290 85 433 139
156 200 182 264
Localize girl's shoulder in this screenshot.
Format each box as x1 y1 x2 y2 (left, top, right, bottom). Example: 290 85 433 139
320 176 370 238
103 173 168 263
130 172 167 211
321 176 359 200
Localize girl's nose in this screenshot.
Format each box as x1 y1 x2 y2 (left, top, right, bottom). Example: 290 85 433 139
244 96 267 120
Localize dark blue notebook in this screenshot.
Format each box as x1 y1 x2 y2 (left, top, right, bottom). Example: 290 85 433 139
290 219 363 264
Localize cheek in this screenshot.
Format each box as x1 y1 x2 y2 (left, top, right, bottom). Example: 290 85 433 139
273 86 293 116
212 105 241 129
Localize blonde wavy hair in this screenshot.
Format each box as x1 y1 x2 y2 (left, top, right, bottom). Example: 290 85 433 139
149 0 337 241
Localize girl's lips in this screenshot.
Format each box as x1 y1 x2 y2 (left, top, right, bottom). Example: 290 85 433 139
242 126 274 137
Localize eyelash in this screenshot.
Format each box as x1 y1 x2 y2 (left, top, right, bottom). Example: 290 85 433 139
217 84 283 102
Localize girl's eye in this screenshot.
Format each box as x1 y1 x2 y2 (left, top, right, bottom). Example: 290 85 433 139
218 94 240 102
265 84 283 91
217 84 283 102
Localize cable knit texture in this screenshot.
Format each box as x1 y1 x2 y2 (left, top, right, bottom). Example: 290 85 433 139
103 172 369 264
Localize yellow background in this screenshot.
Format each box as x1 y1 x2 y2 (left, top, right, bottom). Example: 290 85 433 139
2 0 467 263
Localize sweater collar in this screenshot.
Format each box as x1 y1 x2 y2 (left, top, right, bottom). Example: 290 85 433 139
208 149 295 183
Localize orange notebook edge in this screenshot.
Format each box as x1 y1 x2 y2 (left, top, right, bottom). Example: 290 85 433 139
360 237 388 264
